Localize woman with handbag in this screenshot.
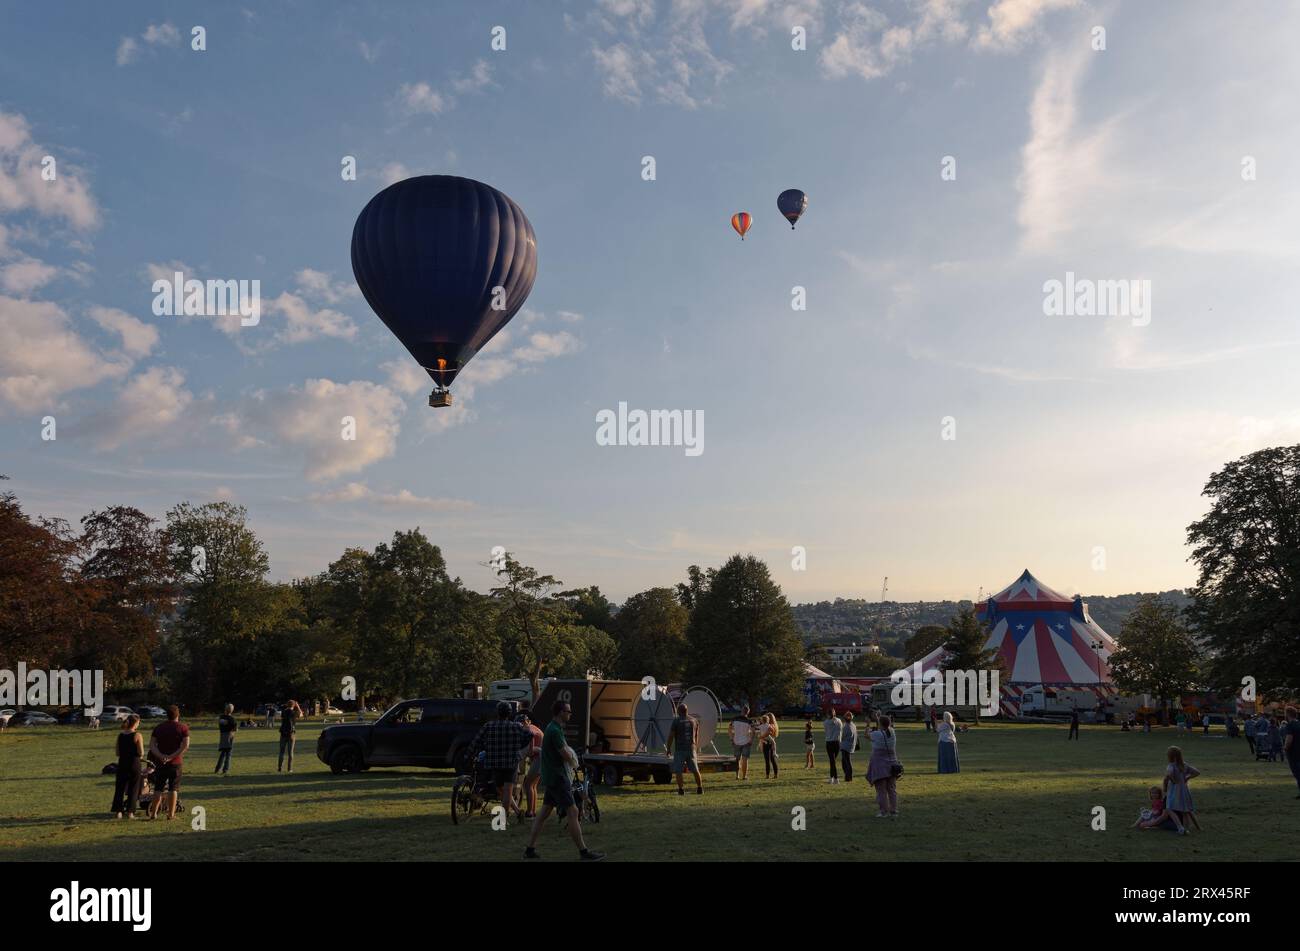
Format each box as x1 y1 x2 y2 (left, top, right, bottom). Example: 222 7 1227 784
867 714 901 817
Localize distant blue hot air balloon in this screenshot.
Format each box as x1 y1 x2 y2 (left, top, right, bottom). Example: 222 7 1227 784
777 189 808 229
351 175 538 407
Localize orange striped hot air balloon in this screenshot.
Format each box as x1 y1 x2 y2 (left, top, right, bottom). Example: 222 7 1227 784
730 212 752 240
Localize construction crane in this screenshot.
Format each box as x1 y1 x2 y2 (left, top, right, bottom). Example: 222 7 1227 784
872 576 888 648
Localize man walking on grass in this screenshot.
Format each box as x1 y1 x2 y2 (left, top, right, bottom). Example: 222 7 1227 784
665 703 703 796
524 700 604 861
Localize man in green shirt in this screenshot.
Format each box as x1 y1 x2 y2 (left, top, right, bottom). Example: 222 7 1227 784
523 700 604 861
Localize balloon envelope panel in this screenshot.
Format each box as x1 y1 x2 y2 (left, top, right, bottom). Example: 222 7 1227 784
351 175 537 387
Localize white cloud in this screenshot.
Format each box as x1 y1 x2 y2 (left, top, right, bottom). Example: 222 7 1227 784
0 110 100 231
514 330 582 363
0 256 59 294
1015 45 1118 253
974 0 1079 51
231 378 406 480
397 61 494 118
0 295 129 412
89 366 193 450
142 23 181 46
379 162 413 185
115 37 139 66
308 481 475 510
88 306 159 358
116 22 181 67
265 292 357 344
398 82 448 116
293 267 359 305
382 359 430 396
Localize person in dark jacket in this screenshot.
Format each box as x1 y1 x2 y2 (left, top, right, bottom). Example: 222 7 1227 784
111 715 144 818
215 703 237 774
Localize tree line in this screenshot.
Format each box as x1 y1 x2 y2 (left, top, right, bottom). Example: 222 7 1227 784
2 443 1297 713
0 478 807 713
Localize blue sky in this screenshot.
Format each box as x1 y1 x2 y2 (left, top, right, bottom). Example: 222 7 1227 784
2 0 1298 603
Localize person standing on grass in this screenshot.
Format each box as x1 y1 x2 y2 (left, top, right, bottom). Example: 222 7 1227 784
518 711 544 819
823 708 843 784
867 714 900 817
937 711 960 774
215 703 237 775
1068 705 1080 741
729 708 754 780
804 719 815 769
111 714 144 819
1267 715 1283 762
1163 746 1200 834
278 699 302 773
757 713 780 779
523 700 604 861
1245 714 1257 756
471 702 533 822
1282 707 1300 798
147 706 189 820
1202 713 1211 736
839 711 857 782
666 703 703 796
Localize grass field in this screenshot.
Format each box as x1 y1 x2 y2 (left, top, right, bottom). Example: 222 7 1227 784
2 718 1296 862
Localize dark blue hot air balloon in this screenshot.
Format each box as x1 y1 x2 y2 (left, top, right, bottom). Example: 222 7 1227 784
777 188 808 229
351 175 538 407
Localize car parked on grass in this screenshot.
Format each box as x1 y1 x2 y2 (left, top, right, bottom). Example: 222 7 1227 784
316 698 515 774
135 705 167 719
101 706 135 722
8 710 58 726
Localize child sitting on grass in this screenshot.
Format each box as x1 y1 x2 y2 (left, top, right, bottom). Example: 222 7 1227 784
1133 785 1182 832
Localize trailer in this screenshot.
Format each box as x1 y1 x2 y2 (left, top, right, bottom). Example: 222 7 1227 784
531 678 736 786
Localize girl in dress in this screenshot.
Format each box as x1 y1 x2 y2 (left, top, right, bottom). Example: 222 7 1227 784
1163 746 1200 834
803 720 815 769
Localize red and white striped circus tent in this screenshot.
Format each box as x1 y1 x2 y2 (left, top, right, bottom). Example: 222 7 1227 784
913 569 1118 717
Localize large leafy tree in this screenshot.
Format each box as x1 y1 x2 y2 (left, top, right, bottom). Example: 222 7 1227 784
613 587 689 682
559 586 616 633
0 481 97 670
1186 444 1300 695
1109 595 1202 716
684 554 805 710
78 506 176 686
492 554 593 700
163 501 275 708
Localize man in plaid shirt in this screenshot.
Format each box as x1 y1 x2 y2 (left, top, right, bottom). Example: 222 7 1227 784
472 702 532 822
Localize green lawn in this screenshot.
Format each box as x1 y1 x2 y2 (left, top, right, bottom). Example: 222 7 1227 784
1 718 1295 861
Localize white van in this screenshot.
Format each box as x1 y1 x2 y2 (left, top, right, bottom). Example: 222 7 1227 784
101 705 135 721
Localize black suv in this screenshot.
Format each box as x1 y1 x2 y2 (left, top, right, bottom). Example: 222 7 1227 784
316 698 515 774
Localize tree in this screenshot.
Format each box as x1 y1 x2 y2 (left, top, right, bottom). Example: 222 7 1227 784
492 554 591 701
675 564 716 611
0 485 96 670
844 652 904 677
78 506 176 685
940 608 1002 672
1186 444 1300 695
613 587 689 681
904 624 949 664
684 555 805 710
163 501 275 708
1109 595 1202 717
559 586 616 633
804 642 833 671
938 608 1003 721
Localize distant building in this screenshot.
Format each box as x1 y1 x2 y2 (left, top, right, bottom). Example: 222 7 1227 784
826 642 880 666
